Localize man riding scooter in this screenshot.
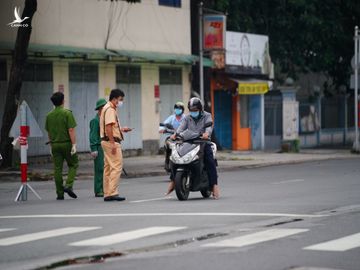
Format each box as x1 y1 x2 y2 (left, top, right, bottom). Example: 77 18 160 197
167 97 220 199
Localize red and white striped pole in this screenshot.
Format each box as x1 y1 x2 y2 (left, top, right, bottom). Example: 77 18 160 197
15 103 41 201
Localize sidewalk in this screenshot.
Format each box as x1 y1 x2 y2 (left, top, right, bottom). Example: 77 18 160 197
0 149 359 182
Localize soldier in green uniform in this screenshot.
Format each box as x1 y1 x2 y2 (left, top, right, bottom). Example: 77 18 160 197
89 98 107 197
45 92 78 200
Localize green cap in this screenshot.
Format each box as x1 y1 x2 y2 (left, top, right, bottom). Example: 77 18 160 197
95 98 107 110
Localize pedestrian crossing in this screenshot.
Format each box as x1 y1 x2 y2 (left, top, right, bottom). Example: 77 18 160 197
202 228 309 248
0 227 100 246
69 226 186 246
303 232 360 251
0 226 359 252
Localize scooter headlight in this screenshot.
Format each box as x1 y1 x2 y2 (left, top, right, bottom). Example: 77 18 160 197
170 145 200 164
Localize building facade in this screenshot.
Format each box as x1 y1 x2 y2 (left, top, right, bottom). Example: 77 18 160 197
0 0 196 156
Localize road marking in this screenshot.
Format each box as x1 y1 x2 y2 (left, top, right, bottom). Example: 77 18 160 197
0 227 100 246
272 179 305 185
303 232 360 251
0 228 16 233
130 197 173 203
203 228 308 248
0 213 327 219
69 226 186 246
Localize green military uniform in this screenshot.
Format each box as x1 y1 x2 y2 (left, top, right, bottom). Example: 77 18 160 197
89 114 104 196
45 106 79 198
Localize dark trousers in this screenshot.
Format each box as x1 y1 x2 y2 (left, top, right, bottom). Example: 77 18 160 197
93 145 104 195
204 143 218 188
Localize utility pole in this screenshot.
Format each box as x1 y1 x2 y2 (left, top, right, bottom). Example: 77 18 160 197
198 1 204 103
354 26 359 152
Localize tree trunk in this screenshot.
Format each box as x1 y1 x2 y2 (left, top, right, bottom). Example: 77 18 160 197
0 0 37 169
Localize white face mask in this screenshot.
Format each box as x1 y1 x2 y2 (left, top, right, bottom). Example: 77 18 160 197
117 101 123 108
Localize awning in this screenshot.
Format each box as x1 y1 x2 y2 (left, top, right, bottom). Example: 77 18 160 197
115 50 196 64
0 42 213 66
230 78 273 95
0 42 116 58
115 50 214 66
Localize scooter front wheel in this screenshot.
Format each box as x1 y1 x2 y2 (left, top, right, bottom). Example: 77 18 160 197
175 171 190 201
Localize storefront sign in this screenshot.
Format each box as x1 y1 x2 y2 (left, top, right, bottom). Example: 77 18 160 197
211 50 225 69
238 83 269 95
226 31 272 76
204 15 226 50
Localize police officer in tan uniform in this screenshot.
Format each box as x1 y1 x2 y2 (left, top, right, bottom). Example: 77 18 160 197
100 89 132 201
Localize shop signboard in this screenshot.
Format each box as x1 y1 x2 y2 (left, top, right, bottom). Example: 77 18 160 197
204 15 226 50
226 31 272 75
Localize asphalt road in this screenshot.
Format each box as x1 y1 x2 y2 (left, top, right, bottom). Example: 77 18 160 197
0 159 359 270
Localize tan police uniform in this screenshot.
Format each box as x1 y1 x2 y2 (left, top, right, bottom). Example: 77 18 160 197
100 102 124 197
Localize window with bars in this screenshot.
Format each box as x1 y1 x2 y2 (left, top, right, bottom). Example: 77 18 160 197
159 0 181 8
69 64 98 82
159 68 182 85
23 62 53 81
116 66 141 84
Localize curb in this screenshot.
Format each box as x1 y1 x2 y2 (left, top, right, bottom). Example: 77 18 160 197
0 155 358 182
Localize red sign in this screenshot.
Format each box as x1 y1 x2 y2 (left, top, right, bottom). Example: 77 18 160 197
204 15 226 50
154 85 160 98
58 84 64 93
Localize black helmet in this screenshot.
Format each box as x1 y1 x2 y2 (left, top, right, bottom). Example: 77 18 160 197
188 97 203 111
174 101 185 111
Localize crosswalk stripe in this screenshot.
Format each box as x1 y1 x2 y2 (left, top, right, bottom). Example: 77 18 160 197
69 226 186 246
203 228 308 248
0 227 100 246
303 232 360 251
0 228 16 233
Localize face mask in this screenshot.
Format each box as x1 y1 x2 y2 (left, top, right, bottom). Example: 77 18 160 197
174 108 182 116
190 111 199 118
117 101 123 108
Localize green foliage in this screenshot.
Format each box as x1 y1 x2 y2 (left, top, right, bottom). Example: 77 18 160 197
206 0 360 89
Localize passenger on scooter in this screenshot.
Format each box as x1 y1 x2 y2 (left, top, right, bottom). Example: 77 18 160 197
167 97 220 199
159 102 186 174
159 102 185 134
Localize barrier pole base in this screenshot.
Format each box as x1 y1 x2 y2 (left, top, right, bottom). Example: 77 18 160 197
14 183 42 202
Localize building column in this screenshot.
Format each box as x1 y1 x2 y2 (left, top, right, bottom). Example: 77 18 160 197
182 65 191 111
279 78 300 152
98 62 116 99
53 61 69 108
261 94 265 150
141 64 160 155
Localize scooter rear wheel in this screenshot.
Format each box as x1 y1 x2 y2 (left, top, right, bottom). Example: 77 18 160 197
175 171 190 201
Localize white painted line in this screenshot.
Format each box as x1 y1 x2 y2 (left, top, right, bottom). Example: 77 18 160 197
69 226 186 246
304 232 360 251
272 179 305 185
130 197 173 203
0 228 16 233
203 228 308 248
0 213 327 219
0 227 100 246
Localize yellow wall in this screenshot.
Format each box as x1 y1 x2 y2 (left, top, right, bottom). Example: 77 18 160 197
182 65 191 112
0 0 191 55
141 64 159 141
52 61 69 108
98 63 116 100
